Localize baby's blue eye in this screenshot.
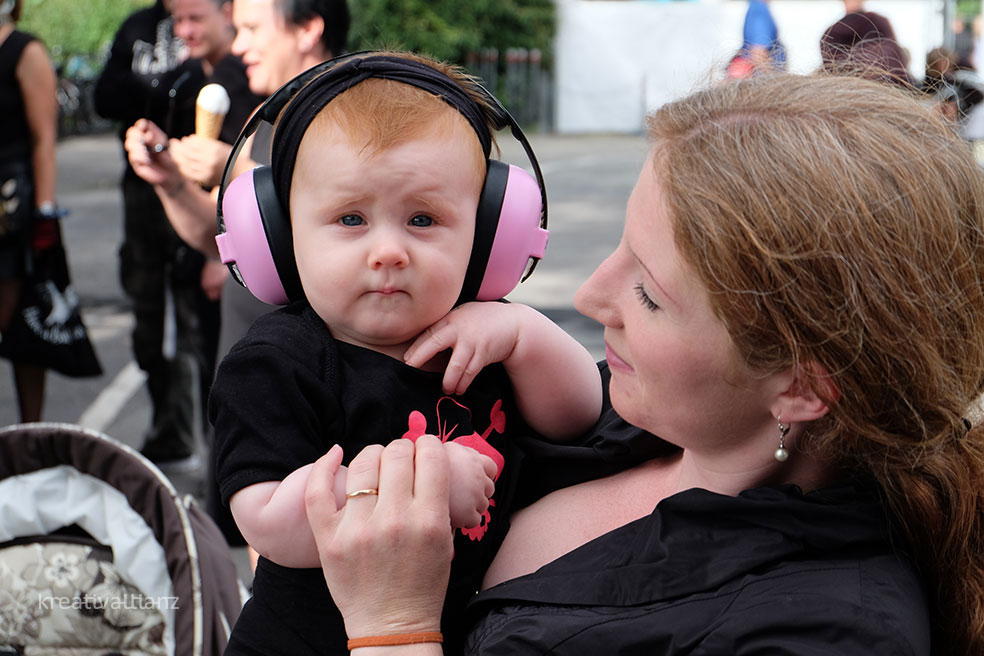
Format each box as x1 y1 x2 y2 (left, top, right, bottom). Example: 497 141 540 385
340 215 363 226
409 215 433 227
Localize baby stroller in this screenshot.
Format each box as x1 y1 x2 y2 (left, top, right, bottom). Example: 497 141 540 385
0 422 245 655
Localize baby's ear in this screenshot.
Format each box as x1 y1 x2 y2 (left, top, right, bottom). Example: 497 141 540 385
771 361 836 423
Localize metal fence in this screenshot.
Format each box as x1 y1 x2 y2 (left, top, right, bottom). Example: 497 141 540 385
58 49 555 138
467 47 554 133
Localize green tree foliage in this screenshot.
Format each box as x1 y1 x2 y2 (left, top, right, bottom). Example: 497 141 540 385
15 0 556 75
956 0 980 22
17 0 148 69
350 0 555 67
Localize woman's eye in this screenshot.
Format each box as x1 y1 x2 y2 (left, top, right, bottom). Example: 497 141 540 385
634 282 660 312
339 214 363 227
409 215 433 227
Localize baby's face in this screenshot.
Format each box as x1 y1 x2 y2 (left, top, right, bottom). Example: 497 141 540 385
290 121 483 358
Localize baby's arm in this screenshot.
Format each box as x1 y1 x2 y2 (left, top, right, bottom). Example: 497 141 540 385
230 444 495 568
229 463 346 568
404 302 602 441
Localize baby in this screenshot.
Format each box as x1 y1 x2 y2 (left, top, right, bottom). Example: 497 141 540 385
209 51 602 655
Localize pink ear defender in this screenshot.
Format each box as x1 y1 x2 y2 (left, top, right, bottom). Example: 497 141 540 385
214 52 549 307
216 169 291 305
476 164 548 301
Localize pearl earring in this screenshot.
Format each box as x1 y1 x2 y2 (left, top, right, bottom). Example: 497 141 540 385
775 416 790 462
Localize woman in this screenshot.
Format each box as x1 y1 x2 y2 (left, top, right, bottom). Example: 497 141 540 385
0 0 58 421
306 72 984 654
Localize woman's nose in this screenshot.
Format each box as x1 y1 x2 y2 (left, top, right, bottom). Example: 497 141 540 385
575 252 621 327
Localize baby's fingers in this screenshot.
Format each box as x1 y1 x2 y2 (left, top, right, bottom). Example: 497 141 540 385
443 342 476 395
404 321 453 369
304 444 346 534
451 348 489 396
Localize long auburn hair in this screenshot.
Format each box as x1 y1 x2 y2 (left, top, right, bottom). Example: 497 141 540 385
649 73 984 655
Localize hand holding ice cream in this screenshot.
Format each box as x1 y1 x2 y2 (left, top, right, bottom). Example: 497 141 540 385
168 84 235 189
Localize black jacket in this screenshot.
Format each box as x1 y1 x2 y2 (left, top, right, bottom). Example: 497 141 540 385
463 379 930 655
463 480 929 654
94 0 201 139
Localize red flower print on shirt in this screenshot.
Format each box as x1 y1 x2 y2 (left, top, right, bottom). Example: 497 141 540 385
401 397 507 540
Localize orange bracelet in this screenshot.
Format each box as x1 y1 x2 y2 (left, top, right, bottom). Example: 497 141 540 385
347 631 443 650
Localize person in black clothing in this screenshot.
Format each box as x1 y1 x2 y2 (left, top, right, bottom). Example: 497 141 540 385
169 0 264 413
309 73 984 655
0 0 58 421
123 0 350 552
169 0 263 189
94 0 212 472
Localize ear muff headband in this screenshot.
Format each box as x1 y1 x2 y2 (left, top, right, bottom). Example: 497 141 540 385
271 55 497 210
216 51 548 304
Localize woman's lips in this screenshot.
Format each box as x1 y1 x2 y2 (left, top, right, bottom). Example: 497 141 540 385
605 343 632 372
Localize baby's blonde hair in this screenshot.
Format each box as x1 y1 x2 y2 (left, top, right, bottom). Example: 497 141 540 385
301 51 494 180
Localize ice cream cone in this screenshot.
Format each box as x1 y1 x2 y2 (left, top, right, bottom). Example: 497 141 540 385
196 108 226 139
195 84 231 139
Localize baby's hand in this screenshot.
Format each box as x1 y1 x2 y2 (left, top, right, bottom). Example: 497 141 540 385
404 302 525 395
445 441 496 528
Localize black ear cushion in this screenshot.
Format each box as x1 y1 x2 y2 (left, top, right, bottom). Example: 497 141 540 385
253 166 305 303
457 160 508 304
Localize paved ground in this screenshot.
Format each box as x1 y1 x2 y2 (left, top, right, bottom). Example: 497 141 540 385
0 128 649 584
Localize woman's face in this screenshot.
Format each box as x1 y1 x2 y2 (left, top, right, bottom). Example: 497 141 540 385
574 154 783 454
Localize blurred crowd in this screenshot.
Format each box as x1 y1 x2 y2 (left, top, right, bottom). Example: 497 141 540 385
729 0 984 141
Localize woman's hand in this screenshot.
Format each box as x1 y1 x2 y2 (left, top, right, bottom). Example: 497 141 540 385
305 436 453 640
169 134 233 189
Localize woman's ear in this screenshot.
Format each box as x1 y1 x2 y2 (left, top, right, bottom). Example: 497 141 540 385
770 361 837 423
296 15 325 55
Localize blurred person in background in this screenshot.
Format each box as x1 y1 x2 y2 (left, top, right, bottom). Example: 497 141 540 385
726 0 786 79
820 0 913 88
0 0 58 422
169 0 262 192
921 46 983 126
95 0 216 472
125 0 350 553
168 0 264 433
953 16 975 67
126 0 349 360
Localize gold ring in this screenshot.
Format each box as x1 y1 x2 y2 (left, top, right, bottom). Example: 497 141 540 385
345 488 379 499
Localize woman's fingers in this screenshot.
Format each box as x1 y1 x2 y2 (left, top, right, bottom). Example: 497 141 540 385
409 435 454 536
343 443 384 517
376 438 416 510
